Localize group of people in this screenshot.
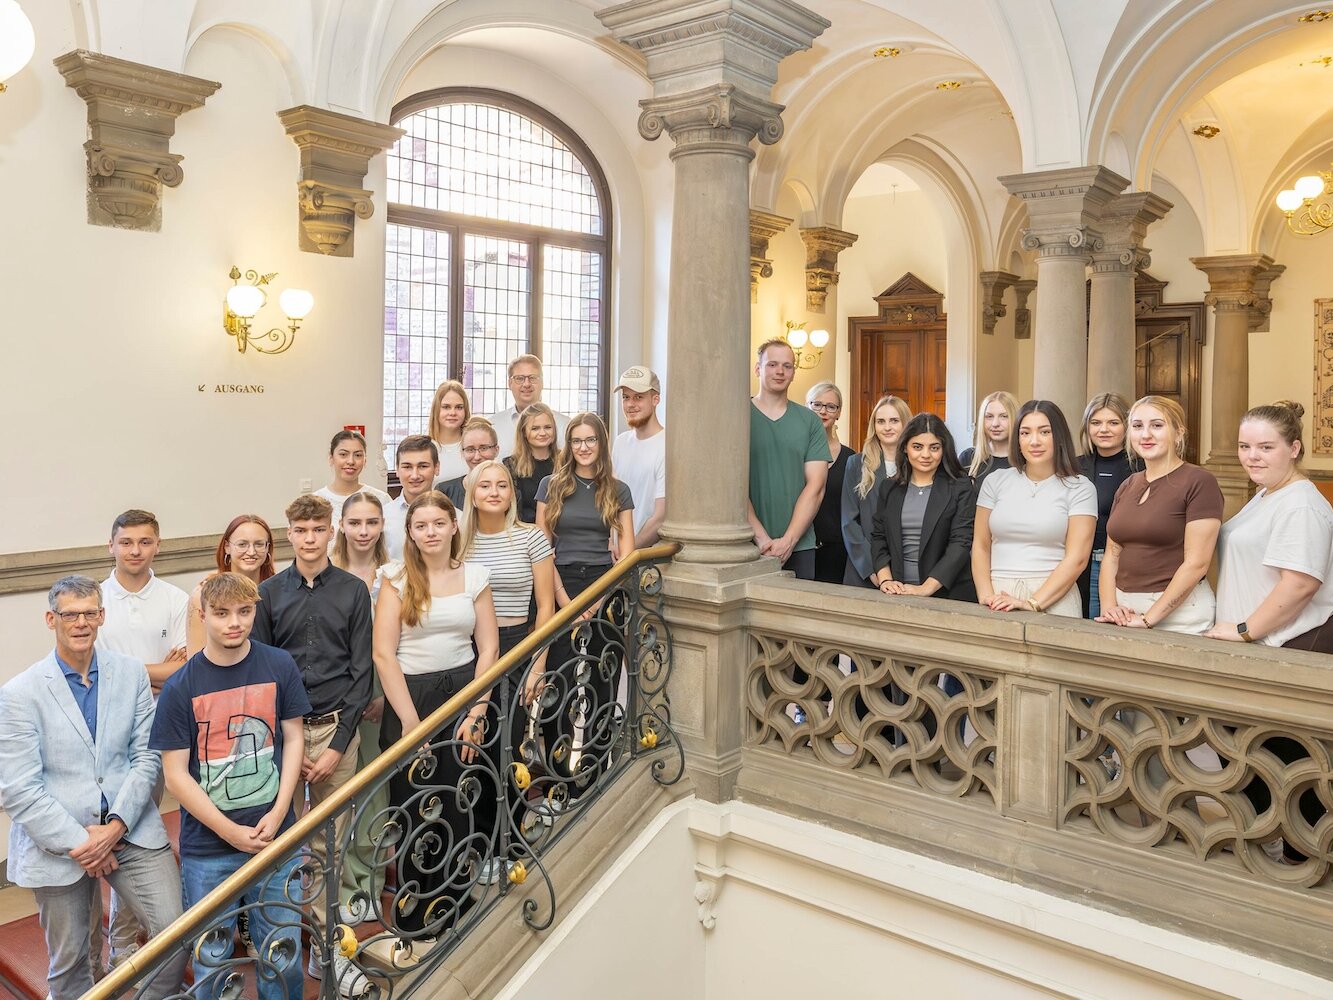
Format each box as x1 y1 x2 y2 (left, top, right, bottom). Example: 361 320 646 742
0 353 667 1000
750 338 1333 651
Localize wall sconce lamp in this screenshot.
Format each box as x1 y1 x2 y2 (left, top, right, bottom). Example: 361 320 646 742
223 266 314 355
783 321 829 370
1275 169 1332 236
0 1 36 93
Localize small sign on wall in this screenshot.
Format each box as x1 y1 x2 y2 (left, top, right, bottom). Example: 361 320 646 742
344 424 366 436
1316 298 1333 455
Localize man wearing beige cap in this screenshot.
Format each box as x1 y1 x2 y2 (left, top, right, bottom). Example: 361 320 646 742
613 366 666 547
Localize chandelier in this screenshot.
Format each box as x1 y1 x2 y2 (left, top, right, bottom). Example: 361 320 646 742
1275 169 1332 236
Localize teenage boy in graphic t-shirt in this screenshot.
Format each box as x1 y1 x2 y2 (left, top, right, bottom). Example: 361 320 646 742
149 572 312 1000
747 339 831 580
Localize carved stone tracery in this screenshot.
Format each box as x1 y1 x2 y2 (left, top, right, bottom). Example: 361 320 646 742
278 105 404 257
54 50 220 231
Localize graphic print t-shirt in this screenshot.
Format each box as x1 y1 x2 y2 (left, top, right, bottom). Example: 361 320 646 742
149 641 311 857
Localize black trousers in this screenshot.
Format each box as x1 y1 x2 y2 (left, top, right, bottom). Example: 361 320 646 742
471 623 532 848
542 562 619 793
379 663 479 935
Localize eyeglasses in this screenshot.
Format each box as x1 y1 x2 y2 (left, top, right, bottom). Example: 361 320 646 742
55 609 103 624
230 541 269 552
509 374 540 385
570 437 598 448
810 402 841 413
462 445 498 457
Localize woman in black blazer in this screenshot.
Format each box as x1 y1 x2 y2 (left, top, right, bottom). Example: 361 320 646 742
869 413 977 603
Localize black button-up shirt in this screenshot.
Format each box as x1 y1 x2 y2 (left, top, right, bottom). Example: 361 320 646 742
253 562 373 754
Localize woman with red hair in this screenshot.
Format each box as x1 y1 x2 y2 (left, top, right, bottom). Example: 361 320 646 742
185 515 276 654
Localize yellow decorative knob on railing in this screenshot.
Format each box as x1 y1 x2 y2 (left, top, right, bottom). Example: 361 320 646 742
640 728 658 749
511 761 531 789
508 860 528 885
336 924 358 958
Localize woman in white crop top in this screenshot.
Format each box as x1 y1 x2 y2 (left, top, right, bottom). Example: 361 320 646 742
372 489 499 936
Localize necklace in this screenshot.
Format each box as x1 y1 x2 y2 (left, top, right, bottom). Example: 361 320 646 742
574 474 595 490
912 480 933 496
1024 472 1053 497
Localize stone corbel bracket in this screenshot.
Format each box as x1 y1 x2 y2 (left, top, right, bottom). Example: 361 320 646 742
1013 278 1037 340
750 209 793 302
278 106 404 257
978 270 1018 334
800 226 858 313
54 50 220 231
1249 264 1286 333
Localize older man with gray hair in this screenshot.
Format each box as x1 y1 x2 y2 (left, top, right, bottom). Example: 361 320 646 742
0 575 185 1000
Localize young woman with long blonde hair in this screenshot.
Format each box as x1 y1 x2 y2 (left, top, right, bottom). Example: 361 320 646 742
959 390 1017 484
373 490 499 936
841 395 911 587
505 402 558 523
428 379 473 482
806 381 854 584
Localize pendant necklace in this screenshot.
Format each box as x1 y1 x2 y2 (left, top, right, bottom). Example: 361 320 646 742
575 474 595 490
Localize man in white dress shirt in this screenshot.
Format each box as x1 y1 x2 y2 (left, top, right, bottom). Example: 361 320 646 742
384 435 440 561
612 366 667 547
489 354 570 459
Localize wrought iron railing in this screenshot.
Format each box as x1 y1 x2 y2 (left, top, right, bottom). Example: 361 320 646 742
87 542 682 1000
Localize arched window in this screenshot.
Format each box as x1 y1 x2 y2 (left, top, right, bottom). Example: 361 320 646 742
383 89 611 443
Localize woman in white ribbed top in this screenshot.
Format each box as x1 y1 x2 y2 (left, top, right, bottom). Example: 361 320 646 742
372 489 499 937
972 399 1097 617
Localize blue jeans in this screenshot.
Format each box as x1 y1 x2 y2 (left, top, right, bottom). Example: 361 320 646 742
1087 549 1105 620
181 850 303 1000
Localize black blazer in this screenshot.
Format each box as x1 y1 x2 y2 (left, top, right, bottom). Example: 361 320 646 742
869 475 977 602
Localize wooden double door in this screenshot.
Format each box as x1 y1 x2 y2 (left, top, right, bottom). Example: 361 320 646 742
847 274 948 437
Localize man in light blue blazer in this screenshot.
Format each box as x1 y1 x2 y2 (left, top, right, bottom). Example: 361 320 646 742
0 575 186 1000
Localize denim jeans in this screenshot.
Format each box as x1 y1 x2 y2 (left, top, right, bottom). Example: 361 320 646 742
1086 549 1104 619
181 850 303 1000
33 844 186 1000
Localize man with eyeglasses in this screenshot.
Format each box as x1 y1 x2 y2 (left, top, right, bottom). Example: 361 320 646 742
0 575 187 1000
748 339 831 580
95 508 190 970
384 435 440 561
489 354 570 459
251 495 373 995
434 416 500 508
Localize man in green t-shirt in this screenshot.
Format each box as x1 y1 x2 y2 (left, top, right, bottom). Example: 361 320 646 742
747 338 832 579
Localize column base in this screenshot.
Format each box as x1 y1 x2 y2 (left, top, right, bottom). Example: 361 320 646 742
1204 454 1253 519
660 521 761 565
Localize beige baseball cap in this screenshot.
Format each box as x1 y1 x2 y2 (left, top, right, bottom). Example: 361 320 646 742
615 365 660 394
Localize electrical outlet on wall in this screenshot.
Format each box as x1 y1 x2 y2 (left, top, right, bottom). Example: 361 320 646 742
300 478 312 494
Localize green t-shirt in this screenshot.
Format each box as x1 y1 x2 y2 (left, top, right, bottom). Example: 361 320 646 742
749 401 832 552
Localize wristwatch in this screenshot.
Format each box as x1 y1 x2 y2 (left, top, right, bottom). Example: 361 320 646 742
1237 621 1256 642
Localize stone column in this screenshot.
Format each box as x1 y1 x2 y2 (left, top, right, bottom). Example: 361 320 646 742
1088 192 1171 401
1191 254 1283 515
999 167 1128 421
599 0 829 802
799 226 858 313
750 210 793 302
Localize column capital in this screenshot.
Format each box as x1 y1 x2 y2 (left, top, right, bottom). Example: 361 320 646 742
1191 253 1284 328
1092 190 1172 273
800 226 858 313
1000 165 1130 262
750 209 793 301
979 270 1018 334
638 84 785 150
54 49 220 231
278 105 403 257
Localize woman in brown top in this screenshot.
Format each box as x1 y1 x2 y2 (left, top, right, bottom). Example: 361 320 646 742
1097 396 1224 634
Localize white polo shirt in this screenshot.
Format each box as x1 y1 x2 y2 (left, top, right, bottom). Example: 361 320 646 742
97 570 189 663
490 405 571 460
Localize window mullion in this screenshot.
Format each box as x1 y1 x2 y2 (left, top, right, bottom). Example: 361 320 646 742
530 237 543 360
450 224 464 389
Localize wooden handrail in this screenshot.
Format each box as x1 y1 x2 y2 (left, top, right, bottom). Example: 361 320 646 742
85 542 681 1000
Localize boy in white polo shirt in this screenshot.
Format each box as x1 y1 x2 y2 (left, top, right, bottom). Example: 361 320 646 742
95 507 190 970
612 366 667 547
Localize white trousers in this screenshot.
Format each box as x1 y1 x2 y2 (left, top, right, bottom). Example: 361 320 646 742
991 575 1082 618
1115 579 1215 635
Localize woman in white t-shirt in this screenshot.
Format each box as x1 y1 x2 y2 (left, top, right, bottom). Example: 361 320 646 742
972 400 1096 617
428 379 473 482
1207 401 1333 651
373 490 499 938
314 429 392 532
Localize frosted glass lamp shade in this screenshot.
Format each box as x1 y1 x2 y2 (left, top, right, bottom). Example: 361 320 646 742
1295 175 1327 201
226 284 265 318
1275 189 1303 213
787 327 808 348
810 328 830 348
280 288 315 320
0 1 35 84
